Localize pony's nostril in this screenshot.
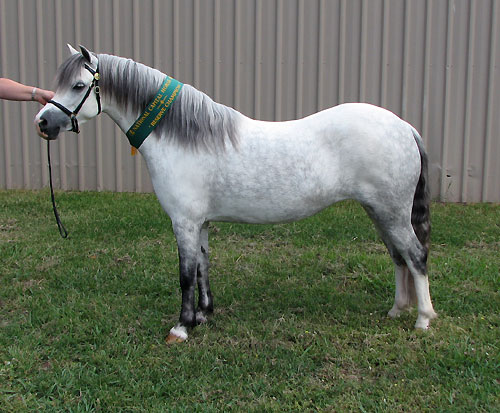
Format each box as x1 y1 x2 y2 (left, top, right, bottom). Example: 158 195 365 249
39 117 48 128
35 116 53 139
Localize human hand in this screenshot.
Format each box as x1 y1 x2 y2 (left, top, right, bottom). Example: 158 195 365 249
33 88 55 105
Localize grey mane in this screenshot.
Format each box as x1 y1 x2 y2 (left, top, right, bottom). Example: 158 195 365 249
55 53 239 151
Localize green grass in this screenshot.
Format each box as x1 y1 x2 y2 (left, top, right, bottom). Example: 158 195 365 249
0 190 498 412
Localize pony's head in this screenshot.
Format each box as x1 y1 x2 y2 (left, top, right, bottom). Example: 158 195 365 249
35 45 101 140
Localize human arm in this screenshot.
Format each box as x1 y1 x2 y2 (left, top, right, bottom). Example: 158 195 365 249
0 78 54 104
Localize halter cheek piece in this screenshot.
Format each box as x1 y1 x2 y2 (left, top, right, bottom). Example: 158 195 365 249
48 61 101 133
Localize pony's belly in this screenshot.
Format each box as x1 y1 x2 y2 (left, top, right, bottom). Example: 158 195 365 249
208 208 324 224
207 192 343 224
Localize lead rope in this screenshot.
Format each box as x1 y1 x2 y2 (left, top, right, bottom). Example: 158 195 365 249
47 140 69 238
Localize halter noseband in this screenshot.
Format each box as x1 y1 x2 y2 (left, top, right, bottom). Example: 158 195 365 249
48 61 101 134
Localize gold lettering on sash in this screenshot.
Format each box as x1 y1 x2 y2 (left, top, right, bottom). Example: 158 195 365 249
150 84 182 127
127 76 182 147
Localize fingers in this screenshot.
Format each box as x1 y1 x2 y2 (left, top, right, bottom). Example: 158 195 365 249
35 89 55 105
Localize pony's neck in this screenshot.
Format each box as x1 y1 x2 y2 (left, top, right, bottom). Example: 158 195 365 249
103 103 136 136
98 53 241 153
98 54 166 135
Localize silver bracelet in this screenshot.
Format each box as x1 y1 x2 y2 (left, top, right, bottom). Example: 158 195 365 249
31 87 37 101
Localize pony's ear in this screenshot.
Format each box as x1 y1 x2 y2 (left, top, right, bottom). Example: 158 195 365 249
79 45 92 63
67 44 79 56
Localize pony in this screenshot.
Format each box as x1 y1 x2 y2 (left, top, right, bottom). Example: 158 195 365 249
35 46 437 343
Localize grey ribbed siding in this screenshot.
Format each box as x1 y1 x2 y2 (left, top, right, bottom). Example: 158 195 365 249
0 0 498 201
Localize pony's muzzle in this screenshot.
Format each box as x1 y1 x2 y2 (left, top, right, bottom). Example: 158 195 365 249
35 112 62 140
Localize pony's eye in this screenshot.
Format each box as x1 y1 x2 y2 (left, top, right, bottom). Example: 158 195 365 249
73 82 86 91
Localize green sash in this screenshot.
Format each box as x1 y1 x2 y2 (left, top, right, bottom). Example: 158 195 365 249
126 76 183 149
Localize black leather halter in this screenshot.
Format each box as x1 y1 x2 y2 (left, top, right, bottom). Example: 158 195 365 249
48 61 101 133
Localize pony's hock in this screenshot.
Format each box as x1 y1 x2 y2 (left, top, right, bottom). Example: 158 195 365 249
35 45 437 343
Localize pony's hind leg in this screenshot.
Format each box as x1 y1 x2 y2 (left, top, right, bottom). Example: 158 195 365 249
388 264 417 318
363 204 436 329
196 222 213 324
362 205 417 320
387 227 437 329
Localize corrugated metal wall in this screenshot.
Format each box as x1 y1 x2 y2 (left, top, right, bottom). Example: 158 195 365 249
0 0 499 201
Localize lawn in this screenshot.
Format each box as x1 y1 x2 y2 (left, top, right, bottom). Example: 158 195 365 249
0 190 498 412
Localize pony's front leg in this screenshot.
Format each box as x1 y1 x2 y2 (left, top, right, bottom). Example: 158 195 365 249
196 222 213 324
166 220 202 344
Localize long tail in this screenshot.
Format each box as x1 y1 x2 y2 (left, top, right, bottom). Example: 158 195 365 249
411 128 431 254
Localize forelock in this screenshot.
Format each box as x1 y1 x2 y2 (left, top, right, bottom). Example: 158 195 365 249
53 54 87 90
